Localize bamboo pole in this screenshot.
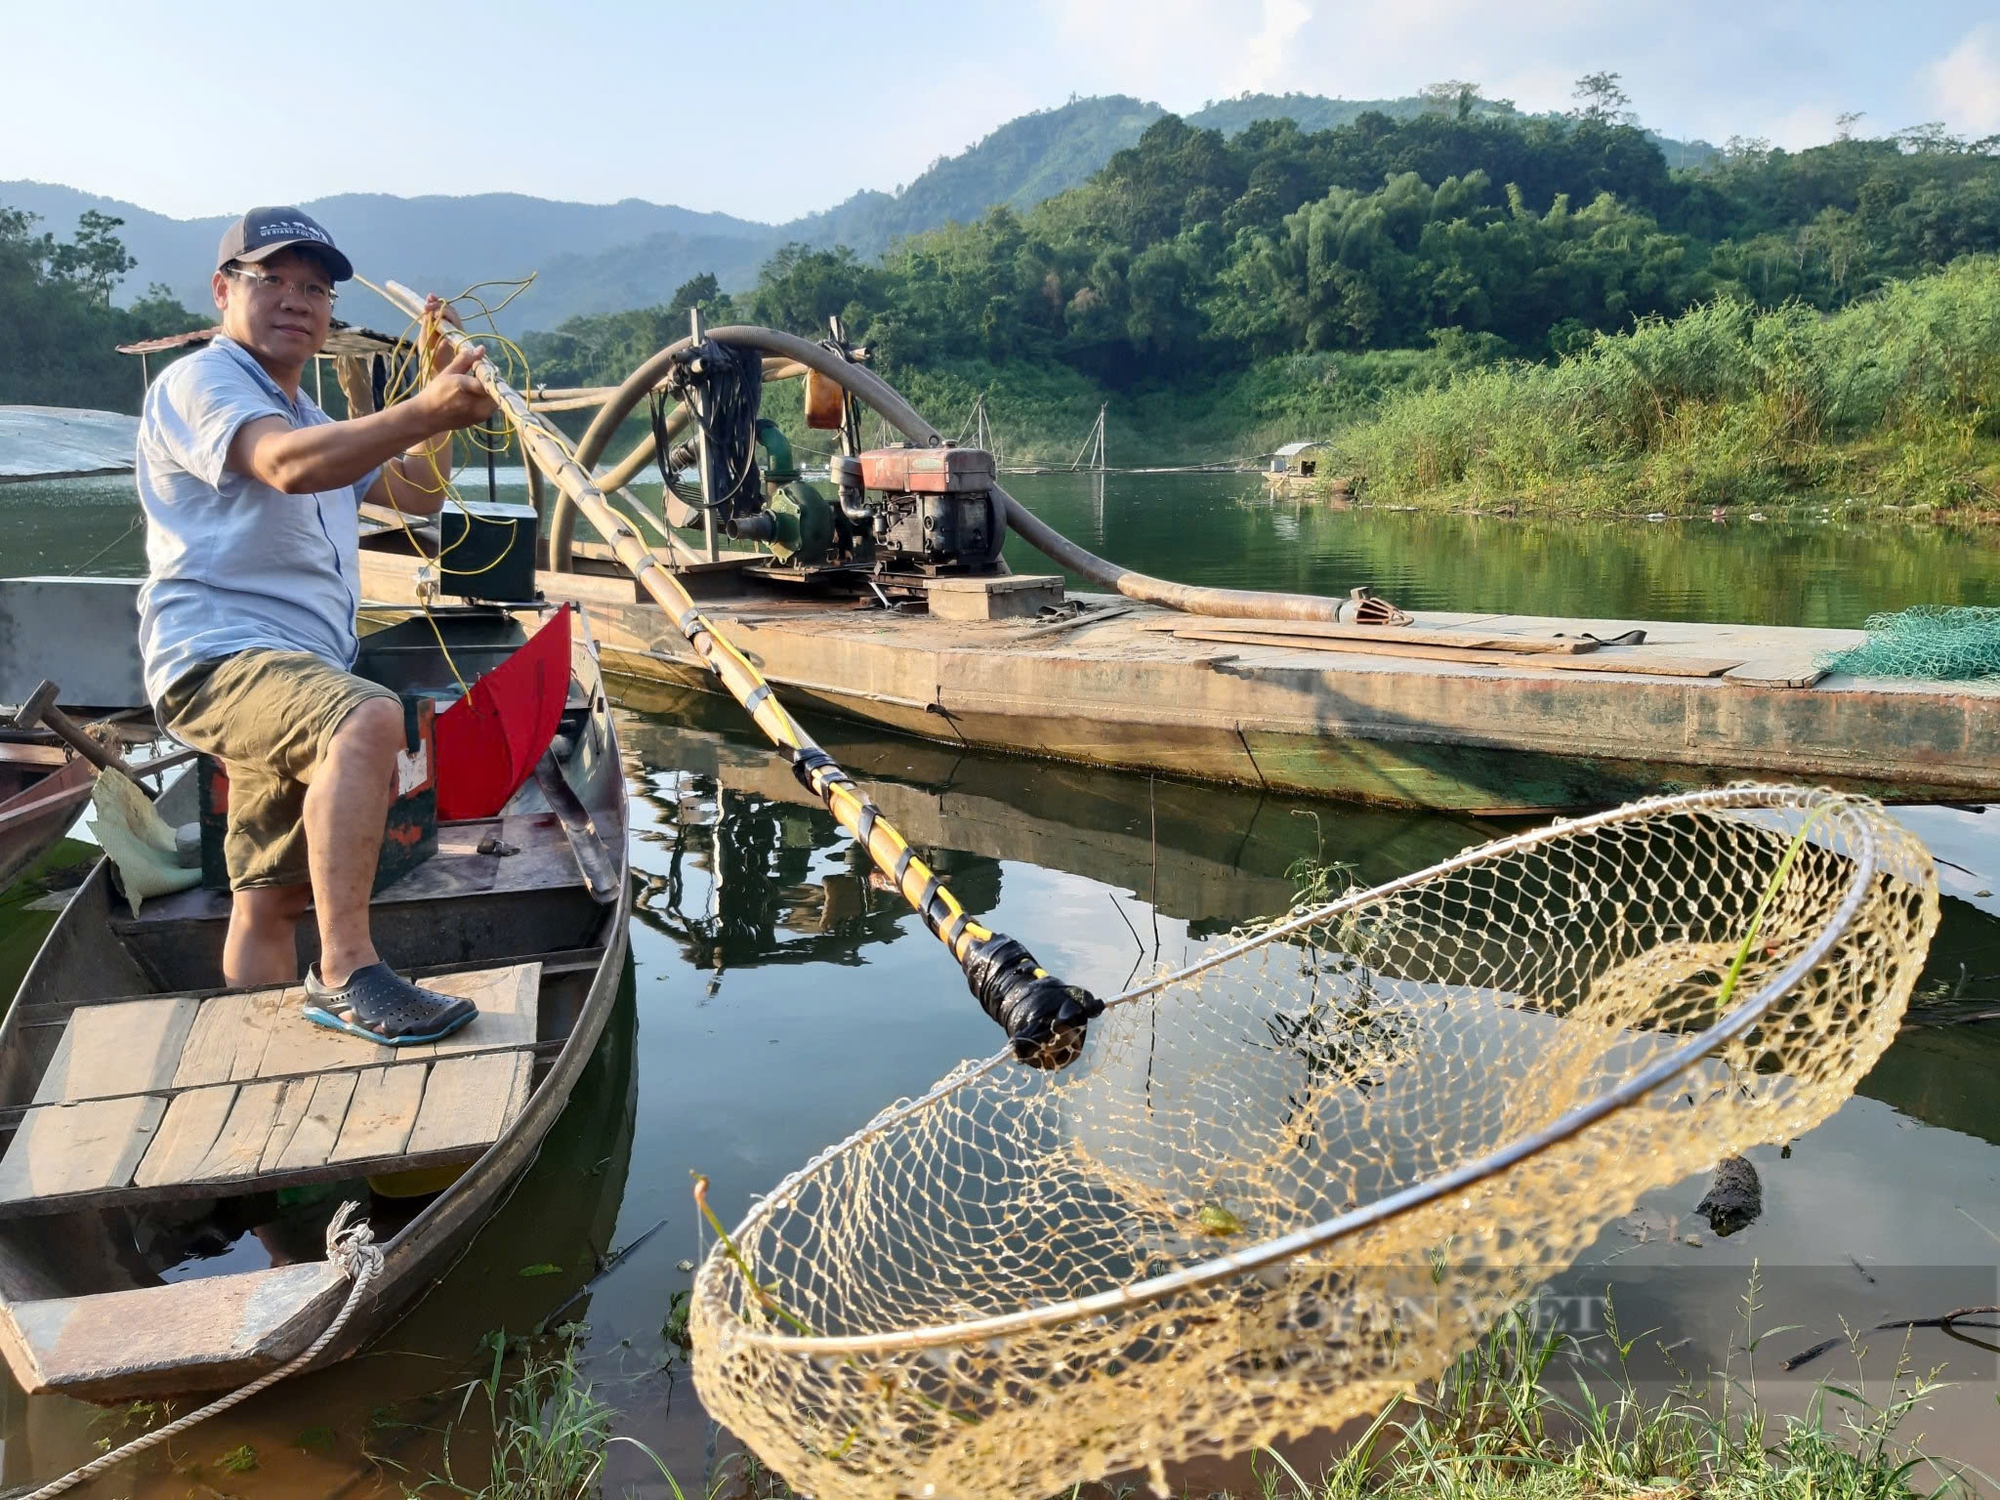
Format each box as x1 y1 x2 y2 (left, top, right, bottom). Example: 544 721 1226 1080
379 280 1100 1067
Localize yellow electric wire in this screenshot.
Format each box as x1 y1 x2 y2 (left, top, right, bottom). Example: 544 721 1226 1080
353 274 550 697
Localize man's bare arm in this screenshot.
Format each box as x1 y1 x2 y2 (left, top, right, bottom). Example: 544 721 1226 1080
228 343 496 501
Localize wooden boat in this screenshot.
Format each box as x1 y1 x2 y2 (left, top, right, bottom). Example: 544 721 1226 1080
0 603 629 1402
357 545 2000 817
0 740 94 894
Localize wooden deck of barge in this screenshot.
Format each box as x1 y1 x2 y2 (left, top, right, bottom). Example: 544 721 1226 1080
359 549 2000 815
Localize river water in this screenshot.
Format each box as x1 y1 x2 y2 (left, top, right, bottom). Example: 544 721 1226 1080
1 472 1997 1496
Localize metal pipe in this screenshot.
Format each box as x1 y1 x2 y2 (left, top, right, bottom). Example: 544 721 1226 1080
596 402 690 494
551 326 1358 621
689 309 719 560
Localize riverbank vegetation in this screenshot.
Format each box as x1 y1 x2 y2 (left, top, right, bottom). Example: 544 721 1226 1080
520 83 2000 501
0 207 201 410
446 1291 1980 1500
1333 255 2000 512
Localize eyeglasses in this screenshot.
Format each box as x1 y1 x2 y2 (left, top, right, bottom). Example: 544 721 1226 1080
224 264 337 307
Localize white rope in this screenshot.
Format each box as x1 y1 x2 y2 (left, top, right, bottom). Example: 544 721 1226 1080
24 1202 385 1500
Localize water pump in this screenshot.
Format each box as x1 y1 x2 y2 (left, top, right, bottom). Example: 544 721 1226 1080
836 446 1006 574
672 339 1007 581
722 434 1006 579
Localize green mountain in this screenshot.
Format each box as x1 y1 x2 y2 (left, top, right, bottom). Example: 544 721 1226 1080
790 95 1166 256
0 93 1720 335
0 181 777 333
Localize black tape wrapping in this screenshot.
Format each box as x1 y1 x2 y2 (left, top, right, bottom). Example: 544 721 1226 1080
791 745 846 795
961 933 1103 1069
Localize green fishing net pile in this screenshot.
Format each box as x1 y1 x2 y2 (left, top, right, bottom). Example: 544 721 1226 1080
1821 606 2000 680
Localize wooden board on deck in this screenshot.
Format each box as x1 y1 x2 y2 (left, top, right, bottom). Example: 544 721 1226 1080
270 1072 359 1172
326 1064 427 1163
0 1097 165 1203
1174 628 1746 679
406 1051 534 1155
0 1260 350 1401
1726 658 1830 688
134 1087 237 1189
0 963 540 1216
34 998 199 1103
1139 617 1600 654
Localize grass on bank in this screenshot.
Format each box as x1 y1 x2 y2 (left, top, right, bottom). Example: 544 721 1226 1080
443 1281 1986 1500
1329 256 2000 516
739 341 1479 472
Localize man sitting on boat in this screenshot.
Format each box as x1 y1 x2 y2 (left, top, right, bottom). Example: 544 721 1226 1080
135 206 495 1044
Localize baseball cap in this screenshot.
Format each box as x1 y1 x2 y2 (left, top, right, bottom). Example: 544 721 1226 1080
216 206 354 283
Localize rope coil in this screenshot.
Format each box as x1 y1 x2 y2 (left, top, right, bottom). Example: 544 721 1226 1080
25 1205 383 1500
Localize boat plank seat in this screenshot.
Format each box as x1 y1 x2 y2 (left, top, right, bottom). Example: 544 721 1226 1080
0 1260 350 1400
0 963 538 1217
109 813 585 934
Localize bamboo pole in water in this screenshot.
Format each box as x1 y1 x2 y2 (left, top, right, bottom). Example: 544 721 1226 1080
380 280 1100 1066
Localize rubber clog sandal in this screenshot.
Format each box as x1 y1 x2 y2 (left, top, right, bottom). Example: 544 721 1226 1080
302 962 479 1046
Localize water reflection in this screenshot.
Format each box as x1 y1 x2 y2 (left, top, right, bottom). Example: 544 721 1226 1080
1006 474 2000 627
616 676 1497 948
629 768 936 977
605 687 2000 1484
14 469 2000 629
1 471 1998 1487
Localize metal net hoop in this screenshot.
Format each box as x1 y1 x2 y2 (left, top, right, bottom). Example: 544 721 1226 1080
692 786 1937 1500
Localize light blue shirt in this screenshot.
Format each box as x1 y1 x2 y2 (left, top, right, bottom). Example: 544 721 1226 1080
135 336 379 704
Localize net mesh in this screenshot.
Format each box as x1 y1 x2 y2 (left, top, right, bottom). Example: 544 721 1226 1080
691 788 1937 1500
1820 604 2000 680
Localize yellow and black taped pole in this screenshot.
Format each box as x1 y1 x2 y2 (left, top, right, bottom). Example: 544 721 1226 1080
380 281 1101 1067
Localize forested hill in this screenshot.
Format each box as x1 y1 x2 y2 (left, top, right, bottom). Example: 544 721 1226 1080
521 101 2000 479
1 90 1714 332
535 108 2000 379
0 207 203 410
782 91 1623 258
0 181 779 334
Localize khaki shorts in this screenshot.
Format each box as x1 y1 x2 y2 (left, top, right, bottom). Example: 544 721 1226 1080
159 650 398 891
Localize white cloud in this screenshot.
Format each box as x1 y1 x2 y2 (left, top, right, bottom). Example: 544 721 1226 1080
1034 0 1646 118
1764 103 1846 151
1929 23 2000 136
1227 0 1316 94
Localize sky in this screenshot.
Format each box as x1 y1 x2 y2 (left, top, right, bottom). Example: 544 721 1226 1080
4 0 1996 224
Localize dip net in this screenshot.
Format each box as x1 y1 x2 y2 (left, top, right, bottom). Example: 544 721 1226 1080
1820 604 2000 680
691 787 1936 1500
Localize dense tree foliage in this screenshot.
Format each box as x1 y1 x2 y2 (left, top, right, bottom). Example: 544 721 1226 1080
523 98 2000 422
0 207 203 411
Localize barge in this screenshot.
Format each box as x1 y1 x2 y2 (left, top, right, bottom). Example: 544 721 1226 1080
359 545 1999 816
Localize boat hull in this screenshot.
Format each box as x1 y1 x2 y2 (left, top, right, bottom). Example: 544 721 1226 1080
0 752 92 894
361 552 2000 816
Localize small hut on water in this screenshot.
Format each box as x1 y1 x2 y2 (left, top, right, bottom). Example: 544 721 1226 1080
1264 440 1327 491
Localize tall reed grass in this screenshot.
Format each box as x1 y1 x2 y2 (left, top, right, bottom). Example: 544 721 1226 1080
1332 257 2000 512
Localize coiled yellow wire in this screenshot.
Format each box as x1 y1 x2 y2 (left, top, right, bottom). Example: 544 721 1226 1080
354 275 549 696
